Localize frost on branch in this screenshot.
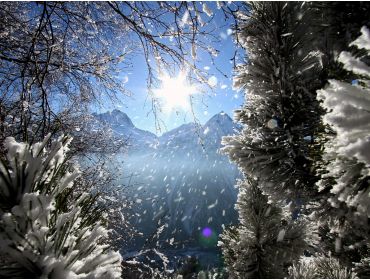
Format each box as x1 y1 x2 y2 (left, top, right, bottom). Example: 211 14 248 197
221 2 324 204
288 255 357 279
0 135 122 278
318 28 370 168
219 179 307 279
316 26 370 232
312 27 370 272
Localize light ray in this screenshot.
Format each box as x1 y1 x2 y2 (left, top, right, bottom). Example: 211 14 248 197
153 71 197 113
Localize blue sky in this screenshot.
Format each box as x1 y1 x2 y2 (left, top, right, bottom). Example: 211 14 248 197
95 3 244 135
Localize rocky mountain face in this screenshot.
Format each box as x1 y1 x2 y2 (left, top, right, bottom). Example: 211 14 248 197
93 110 240 250
92 109 157 149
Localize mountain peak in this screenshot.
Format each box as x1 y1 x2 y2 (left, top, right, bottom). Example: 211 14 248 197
96 109 134 128
205 112 233 127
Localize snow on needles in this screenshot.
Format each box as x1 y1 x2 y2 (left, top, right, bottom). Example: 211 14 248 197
317 26 370 221
317 26 370 167
0 135 122 278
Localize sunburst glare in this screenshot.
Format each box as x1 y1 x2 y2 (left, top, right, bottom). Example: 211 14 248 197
153 71 197 113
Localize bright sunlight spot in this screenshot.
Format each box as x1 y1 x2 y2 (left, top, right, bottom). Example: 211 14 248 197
154 71 197 113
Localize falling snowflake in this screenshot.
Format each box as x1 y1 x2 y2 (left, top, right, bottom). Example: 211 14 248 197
208 76 218 87
267 118 279 129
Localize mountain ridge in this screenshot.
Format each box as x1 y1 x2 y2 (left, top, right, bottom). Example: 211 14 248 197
93 109 239 146
93 109 240 250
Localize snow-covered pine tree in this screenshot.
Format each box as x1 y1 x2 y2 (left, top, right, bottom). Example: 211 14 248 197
314 26 370 277
288 255 356 279
222 1 370 278
0 134 122 278
219 178 307 278
221 3 324 277
222 2 324 205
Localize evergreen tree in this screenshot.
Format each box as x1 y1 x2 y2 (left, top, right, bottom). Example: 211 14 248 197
222 2 324 205
0 135 122 278
220 3 324 277
288 255 356 279
314 26 370 276
221 2 370 278
219 179 307 278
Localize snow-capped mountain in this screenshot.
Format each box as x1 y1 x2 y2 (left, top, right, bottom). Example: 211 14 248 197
158 112 240 156
94 109 240 249
202 112 238 149
92 109 157 149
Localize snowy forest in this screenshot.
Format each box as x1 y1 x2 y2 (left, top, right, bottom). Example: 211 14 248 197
0 1 370 279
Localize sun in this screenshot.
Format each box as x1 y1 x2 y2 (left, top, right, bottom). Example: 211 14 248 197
153 71 197 113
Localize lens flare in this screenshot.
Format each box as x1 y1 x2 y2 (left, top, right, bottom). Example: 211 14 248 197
202 227 212 238
199 227 218 248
